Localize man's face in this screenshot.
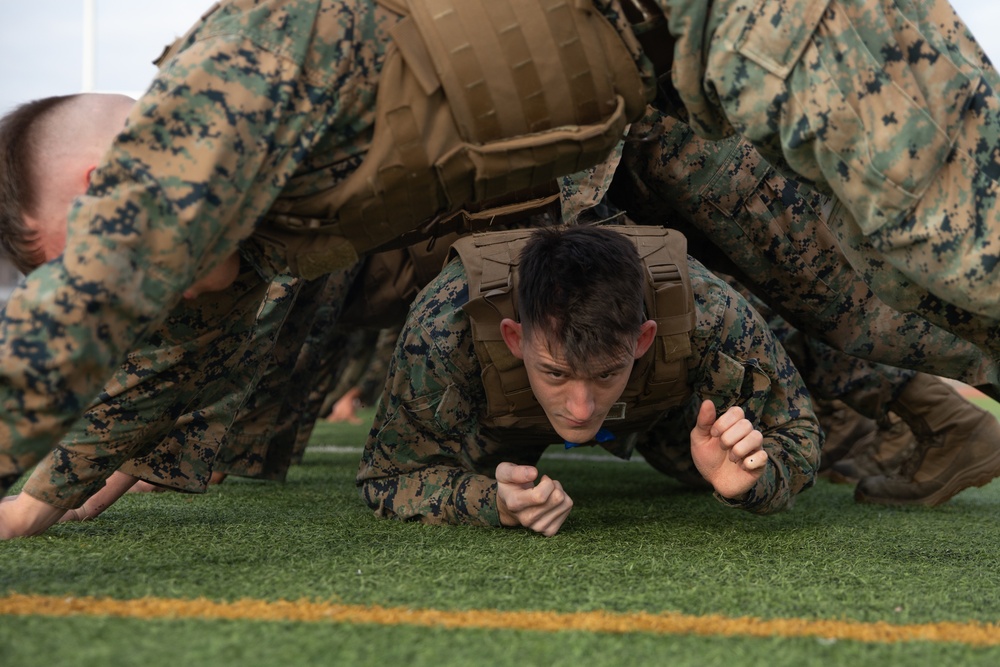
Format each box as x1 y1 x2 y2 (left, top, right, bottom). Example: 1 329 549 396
517 328 638 444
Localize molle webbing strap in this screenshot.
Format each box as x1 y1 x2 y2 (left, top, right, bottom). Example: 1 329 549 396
622 226 694 411
259 0 653 279
406 0 619 141
452 231 544 427
369 182 563 255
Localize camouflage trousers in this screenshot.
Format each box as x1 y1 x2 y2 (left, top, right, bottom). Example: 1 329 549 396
20 261 365 508
747 290 916 421
214 266 362 479
615 108 1000 395
210 240 441 481
21 265 273 508
179 273 303 482
667 0 1000 334
322 324 401 414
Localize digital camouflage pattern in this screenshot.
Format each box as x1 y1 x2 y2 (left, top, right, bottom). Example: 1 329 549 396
5 0 1000 501
749 294 915 422
0 0 638 493
20 261 364 506
656 0 1000 329
21 265 272 507
357 252 821 527
250 266 362 473
189 272 312 482
613 107 1000 393
323 324 400 413
0 0 400 492
22 269 348 505
559 141 625 224
354 326 399 404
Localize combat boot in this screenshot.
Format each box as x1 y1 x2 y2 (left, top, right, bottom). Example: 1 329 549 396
828 412 918 483
815 399 878 473
854 374 1000 506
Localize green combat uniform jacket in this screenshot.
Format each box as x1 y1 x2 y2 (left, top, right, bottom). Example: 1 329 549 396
657 0 1000 334
357 227 821 526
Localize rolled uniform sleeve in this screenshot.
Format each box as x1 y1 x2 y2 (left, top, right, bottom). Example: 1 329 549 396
358 260 503 527
683 259 821 513
0 1 384 489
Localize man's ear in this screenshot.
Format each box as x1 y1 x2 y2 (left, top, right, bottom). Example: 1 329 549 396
634 320 657 359
83 165 97 189
500 318 524 359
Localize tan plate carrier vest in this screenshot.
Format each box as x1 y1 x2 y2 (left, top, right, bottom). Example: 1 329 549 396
157 0 655 279
453 225 694 441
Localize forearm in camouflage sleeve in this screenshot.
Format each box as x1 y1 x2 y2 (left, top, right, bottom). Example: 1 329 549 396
689 264 820 514
723 350 821 515
19 268 270 506
359 389 501 527
358 261 503 527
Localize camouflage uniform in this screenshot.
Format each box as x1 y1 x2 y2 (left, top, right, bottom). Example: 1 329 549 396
357 250 821 526
610 107 1000 393
249 266 363 471
203 274 305 480
5 0 998 502
765 310 915 420
211 268 360 479
18 258 366 507
322 325 400 414
20 265 272 507
0 0 629 493
355 327 400 405
654 0 1000 332
0 0 403 492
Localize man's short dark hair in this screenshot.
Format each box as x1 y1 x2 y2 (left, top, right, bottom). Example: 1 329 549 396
0 94 78 274
517 225 646 368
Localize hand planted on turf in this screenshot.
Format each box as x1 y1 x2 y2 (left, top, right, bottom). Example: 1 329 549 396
495 462 573 537
690 400 767 501
59 471 140 523
0 493 67 539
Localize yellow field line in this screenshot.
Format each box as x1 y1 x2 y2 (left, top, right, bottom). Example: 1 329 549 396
2 593 1000 646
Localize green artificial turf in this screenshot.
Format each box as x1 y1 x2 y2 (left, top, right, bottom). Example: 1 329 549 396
3 404 1000 666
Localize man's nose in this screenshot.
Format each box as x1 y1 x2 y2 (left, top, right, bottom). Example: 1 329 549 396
565 381 596 421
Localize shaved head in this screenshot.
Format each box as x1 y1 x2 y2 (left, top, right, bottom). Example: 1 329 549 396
0 93 135 272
